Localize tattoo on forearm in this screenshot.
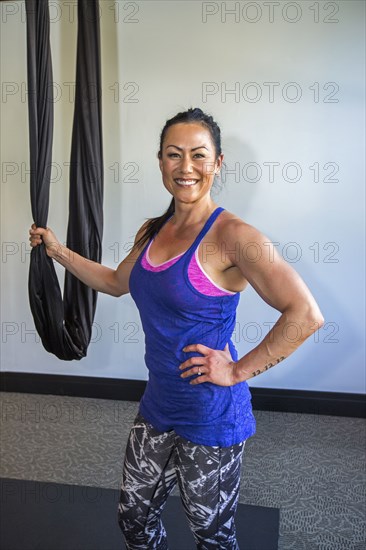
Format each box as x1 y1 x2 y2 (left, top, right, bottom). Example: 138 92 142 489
251 356 286 377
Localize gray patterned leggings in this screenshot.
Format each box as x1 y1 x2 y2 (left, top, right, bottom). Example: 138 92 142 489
118 412 246 549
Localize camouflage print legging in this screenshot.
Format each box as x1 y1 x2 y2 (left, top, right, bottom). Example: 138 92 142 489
118 412 246 550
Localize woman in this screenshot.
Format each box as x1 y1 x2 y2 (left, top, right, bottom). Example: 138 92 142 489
30 108 324 549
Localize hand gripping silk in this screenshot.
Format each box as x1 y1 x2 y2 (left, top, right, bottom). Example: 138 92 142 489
129 207 256 447
25 0 103 360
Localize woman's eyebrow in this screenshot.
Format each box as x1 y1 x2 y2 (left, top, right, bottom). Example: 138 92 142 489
165 145 209 151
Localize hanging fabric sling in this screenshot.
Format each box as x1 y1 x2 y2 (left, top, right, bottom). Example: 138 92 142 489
25 0 104 360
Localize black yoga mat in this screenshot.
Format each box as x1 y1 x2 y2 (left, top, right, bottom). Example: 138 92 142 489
0 478 279 550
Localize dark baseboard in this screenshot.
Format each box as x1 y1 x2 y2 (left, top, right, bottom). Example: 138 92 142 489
0 372 365 418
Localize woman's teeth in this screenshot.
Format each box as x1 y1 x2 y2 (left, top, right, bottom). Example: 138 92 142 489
175 179 197 186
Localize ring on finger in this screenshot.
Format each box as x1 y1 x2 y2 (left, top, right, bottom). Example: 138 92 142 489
197 368 202 376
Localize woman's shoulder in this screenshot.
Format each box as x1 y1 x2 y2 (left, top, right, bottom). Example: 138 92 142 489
217 208 266 243
214 208 280 271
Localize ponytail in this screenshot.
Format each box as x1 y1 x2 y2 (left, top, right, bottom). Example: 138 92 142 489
132 198 175 251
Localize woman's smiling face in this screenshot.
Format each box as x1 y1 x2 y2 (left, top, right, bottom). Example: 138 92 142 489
158 122 223 205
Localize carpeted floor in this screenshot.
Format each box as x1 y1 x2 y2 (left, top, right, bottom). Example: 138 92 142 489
0 392 365 549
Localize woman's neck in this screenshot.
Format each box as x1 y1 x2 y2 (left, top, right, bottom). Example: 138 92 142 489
170 199 218 229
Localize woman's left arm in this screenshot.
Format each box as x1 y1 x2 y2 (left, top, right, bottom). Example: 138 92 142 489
180 220 325 386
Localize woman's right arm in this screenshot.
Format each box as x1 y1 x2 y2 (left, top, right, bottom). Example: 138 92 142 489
29 223 148 297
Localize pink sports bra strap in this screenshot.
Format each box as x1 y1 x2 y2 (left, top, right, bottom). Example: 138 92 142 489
141 242 234 296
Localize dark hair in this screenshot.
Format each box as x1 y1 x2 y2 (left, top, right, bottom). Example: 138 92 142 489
133 107 222 251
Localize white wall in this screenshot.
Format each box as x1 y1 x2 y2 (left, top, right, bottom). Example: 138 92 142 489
1 1 365 393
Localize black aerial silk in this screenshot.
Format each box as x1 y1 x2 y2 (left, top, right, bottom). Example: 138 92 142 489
25 0 104 360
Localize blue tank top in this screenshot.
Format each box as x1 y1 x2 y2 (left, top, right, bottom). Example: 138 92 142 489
129 207 256 447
